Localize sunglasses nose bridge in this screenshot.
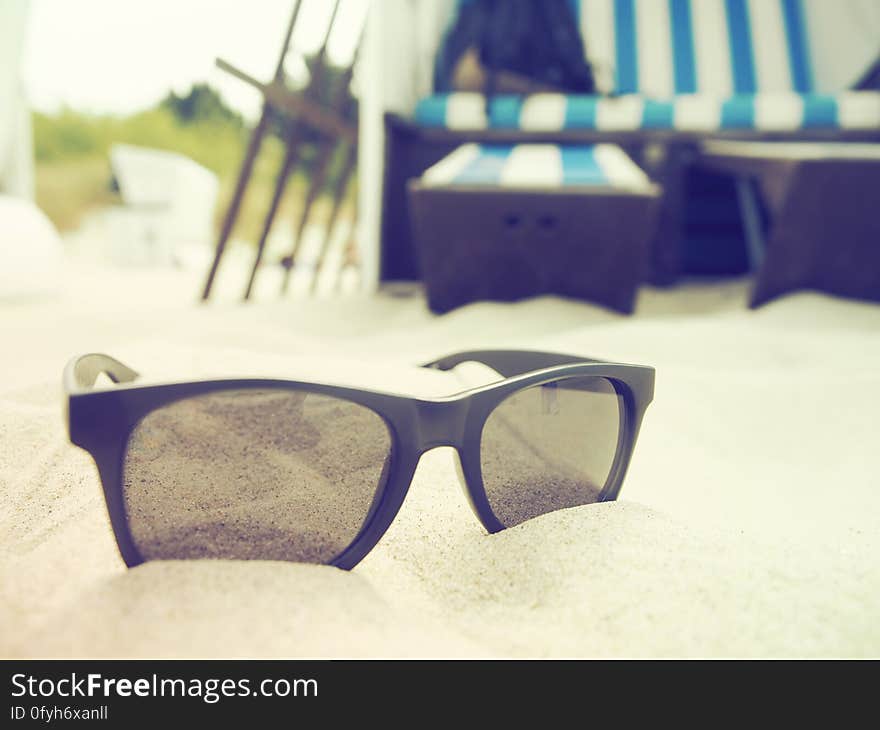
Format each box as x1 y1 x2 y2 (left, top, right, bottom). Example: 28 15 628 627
414 398 469 452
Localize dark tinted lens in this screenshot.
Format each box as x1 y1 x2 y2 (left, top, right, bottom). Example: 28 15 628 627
122 389 391 563
480 376 623 527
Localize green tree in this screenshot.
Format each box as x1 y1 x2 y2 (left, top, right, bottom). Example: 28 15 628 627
160 84 243 127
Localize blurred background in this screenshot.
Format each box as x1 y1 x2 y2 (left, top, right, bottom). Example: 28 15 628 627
3 0 368 299
2 0 878 308
28 0 362 233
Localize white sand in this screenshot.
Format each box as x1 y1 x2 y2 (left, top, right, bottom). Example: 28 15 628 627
1 258 879 657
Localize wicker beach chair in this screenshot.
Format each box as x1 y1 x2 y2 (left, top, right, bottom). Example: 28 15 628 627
359 0 880 285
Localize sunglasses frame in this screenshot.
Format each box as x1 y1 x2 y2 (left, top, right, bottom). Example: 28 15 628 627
65 349 654 570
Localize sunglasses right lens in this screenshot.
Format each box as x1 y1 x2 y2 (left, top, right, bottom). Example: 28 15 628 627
480 376 623 527
121 388 392 564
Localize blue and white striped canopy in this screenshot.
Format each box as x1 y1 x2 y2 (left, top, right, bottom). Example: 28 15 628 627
422 143 652 188
574 0 815 97
415 0 880 131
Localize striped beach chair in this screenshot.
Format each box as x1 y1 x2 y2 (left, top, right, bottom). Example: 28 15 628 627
414 0 880 132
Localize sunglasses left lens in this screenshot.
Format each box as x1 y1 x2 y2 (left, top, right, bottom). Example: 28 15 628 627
121 388 392 564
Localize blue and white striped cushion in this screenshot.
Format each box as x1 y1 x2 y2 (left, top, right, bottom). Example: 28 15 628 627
415 91 880 131
422 143 652 189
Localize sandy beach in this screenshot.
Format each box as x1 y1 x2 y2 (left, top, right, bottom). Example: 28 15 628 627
1 257 879 657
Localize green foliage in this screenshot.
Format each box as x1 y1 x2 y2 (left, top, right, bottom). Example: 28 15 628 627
32 82 357 236
160 83 244 127
33 106 249 176
33 110 111 161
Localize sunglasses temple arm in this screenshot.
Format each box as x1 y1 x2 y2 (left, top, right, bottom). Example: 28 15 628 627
421 350 606 378
63 353 140 394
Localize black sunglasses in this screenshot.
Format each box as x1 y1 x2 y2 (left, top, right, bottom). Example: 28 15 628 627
64 350 654 570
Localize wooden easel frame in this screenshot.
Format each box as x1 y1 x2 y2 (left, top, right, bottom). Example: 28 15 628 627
201 0 360 301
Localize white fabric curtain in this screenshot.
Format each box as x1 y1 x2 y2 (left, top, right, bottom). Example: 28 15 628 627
357 0 454 290
0 0 34 199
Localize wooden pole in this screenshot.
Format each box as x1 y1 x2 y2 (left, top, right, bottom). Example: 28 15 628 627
200 0 302 300
242 0 343 300
309 143 357 294
279 37 363 294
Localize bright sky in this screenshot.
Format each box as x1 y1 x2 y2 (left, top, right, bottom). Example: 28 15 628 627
22 0 369 120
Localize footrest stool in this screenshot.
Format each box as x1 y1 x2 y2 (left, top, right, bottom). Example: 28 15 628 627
408 143 662 314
